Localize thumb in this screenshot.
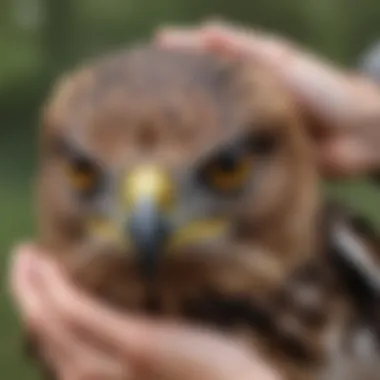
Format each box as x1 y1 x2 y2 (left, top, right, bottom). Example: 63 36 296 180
129 322 282 380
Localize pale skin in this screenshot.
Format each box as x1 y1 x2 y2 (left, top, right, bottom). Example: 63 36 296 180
9 22 380 380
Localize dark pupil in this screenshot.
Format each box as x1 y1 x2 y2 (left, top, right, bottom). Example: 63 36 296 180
73 158 94 175
249 131 277 155
216 152 241 172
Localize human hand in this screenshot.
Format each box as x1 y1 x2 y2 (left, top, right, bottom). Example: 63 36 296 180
10 243 282 380
156 21 380 178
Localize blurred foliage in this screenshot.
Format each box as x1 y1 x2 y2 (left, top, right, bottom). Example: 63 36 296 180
1 0 380 378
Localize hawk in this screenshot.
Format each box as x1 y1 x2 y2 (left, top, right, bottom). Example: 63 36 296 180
27 43 380 380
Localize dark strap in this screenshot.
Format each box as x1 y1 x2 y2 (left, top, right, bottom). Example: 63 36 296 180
323 202 380 338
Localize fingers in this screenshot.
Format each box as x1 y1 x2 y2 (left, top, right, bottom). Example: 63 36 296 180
155 22 356 127
155 21 380 177
125 323 283 380
10 245 148 364
36 256 280 380
156 21 295 68
10 246 281 380
156 26 207 52
155 22 339 134
41 324 129 380
10 246 131 379
25 250 146 352
10 243 45 326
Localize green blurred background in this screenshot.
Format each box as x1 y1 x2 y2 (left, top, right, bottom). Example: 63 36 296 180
1 0 380 378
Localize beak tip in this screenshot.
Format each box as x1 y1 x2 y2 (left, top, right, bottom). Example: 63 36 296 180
128 205 171 279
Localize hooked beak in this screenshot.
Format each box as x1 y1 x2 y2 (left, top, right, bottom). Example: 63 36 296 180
123 166 175 279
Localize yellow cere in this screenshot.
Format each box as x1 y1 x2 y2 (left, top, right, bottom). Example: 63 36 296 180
87 218 127 247
87 217 229 254
123 165 176 210
167 218 230 251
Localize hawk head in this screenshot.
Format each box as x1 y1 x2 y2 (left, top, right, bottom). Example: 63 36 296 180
37 45 319 287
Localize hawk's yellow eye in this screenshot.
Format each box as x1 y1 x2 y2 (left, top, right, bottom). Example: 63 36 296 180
66 158 100 195
200 151 252 194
